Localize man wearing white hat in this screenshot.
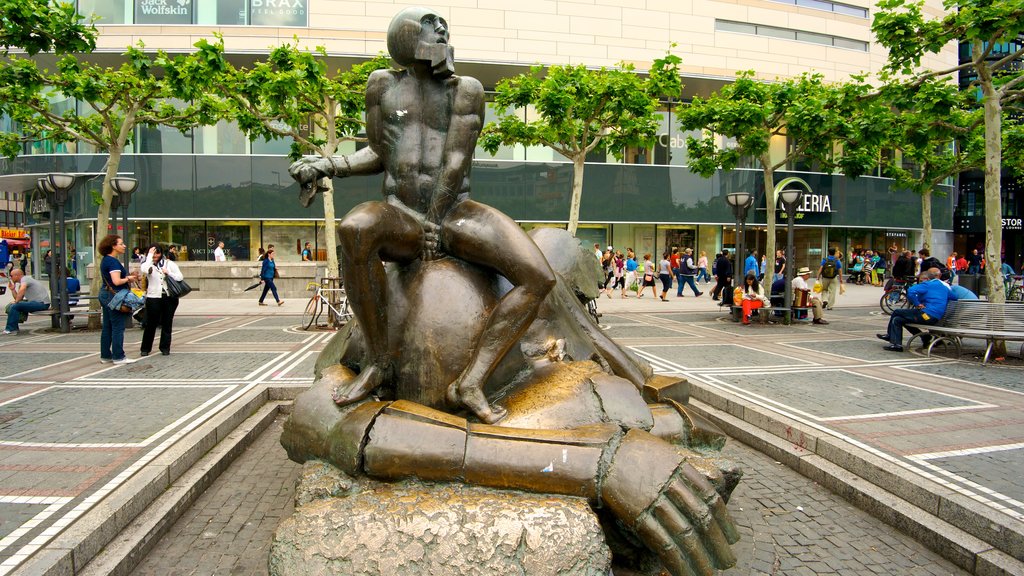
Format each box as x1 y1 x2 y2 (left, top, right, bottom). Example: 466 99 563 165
791 266 828 324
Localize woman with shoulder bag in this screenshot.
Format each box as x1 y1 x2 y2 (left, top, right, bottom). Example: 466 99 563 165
140 244 184 356
98 234 140 365
258 248 284 306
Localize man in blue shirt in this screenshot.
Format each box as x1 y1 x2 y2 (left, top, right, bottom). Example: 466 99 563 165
817 246 843 310
877 269 952 352
744 250 758 278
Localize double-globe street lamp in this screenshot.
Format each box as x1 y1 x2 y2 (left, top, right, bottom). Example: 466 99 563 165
778 187 805 324
37 173 76 332
110 177 139 268
726 192 754 290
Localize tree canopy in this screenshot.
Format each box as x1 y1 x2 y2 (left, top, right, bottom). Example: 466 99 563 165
176 36 390 278
0 0 96 55
479 54 683 237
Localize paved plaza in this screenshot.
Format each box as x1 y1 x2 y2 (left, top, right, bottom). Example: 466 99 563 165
0 285 1021 575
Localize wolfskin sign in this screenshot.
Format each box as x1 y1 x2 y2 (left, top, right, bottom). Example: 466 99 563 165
135 0 193 24
250 0 307 26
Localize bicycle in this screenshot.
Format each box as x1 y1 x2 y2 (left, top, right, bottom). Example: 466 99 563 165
1006 275 1024 302
879 276 914 315
302 279 352 330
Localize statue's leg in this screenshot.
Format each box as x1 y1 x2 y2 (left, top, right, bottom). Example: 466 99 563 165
442 200 556 423
335 202 421 404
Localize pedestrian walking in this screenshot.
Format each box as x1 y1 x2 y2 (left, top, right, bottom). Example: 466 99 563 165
258 248 284 306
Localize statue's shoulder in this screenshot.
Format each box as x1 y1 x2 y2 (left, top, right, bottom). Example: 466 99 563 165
367 69 401 92
452 74 484 96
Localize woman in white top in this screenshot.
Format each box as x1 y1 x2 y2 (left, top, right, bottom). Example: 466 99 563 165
139 244 184 356
739 272 771 325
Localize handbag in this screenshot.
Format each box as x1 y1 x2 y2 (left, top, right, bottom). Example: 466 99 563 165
164 276 193 298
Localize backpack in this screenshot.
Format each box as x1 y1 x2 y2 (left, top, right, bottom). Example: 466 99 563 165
821 258 839 279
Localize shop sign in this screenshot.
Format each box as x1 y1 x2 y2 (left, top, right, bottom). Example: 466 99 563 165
797 193 831 213
0 228 28 240
135 0 193 24
251 0 307 26
1004 217 1023 231
658 134 687 149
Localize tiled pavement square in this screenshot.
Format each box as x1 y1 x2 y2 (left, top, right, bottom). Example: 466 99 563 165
901 363 1024 394
782 338 900 363
634 344 813 370
710 370 981 420
0 386 228 444
601 325 694 338
26 332 143 345
271 353 317 380
0 353 92 379
0 383 47 404
86 352 278 380
241 316 306 328
199 328 311 343
0 502 45 540
927 447 1024 507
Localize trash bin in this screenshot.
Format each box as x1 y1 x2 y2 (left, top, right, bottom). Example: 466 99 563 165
958 274 986 296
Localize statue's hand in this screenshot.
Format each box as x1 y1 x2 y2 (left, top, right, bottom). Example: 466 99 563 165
288 157 333 207
602 429 739 576
421 220 441 261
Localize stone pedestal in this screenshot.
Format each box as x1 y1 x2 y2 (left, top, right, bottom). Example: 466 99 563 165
270 462 612 576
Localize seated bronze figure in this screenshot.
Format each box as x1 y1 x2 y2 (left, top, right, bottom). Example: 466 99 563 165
285 7 740 575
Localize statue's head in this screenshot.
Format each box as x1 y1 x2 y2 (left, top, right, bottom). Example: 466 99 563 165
387 6 455 77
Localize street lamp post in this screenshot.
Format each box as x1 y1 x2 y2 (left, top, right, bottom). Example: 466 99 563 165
46 173 76 332
779 188 805 324
110 178 138 268
726 192 754 283
37 178 60 329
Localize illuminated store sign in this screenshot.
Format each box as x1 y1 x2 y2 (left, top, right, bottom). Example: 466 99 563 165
251 0 307 26
135 0 193 24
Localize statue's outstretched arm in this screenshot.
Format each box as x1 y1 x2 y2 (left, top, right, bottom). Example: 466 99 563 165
323 399 738 576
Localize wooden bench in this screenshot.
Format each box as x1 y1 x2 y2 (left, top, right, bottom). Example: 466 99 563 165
906 301 1024 364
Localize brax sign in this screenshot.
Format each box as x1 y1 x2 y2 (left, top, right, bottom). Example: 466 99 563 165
251 0 307 26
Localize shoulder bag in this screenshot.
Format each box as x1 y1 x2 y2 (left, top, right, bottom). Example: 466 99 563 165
164 276 192 298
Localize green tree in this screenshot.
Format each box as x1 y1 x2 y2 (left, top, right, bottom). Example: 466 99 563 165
479 55 683 237
1 0 96 55
678 71 886 273
873 0 1024 304
879 79 985 250
178 36 390 279
0 45 218 325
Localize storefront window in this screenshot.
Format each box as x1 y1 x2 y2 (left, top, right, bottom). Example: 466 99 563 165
261 221 315 262
207 221 251 260
78 0 129 24
661 226 696 253
195 120 247 154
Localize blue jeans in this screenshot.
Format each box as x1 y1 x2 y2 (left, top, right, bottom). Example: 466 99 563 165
679 274 700 296
5 301 49 332
675 271 685 296
259 278 280 303
696 267 710 282
99 290 128 361
967 264 980 275
887 308 938 347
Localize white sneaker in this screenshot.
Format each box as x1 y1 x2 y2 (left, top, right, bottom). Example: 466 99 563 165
113 357 137 365
99 358 113 364
1 330 17 335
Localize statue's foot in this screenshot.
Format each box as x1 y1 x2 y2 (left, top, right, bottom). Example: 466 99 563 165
332 364 385 406
447 378 507 424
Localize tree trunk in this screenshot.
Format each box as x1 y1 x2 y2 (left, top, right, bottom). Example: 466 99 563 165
762 161 776 283
567 156 585 238
87 149 121 329
321 177 339 280
979 60 1006 357
921 189 932 252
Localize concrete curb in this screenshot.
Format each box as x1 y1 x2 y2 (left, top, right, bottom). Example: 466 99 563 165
75 402 282 576
687 388 1024 576
12 386 275 576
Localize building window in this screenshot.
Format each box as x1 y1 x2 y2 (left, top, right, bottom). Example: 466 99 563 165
77 0 129 24
768 0 868 18
716 19 869 51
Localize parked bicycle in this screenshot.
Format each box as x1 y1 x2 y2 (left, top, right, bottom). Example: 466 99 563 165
302 279 352 330
1007 275 1024 302
879 276 915 315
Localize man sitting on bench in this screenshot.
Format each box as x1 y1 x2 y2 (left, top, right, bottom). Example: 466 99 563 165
792 267 828 325
877 269 951 352
4 269 49 335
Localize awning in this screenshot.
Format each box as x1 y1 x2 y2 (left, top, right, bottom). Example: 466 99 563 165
2 238 30 248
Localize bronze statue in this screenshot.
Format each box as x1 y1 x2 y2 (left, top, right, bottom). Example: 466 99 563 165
286 7 740 575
